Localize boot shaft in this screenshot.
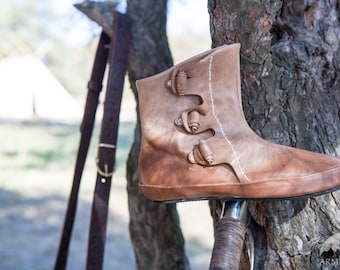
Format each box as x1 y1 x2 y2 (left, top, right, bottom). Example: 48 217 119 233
137 43 247 150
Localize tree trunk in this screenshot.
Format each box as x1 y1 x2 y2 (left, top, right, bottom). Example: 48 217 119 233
126 0 190 269
208 0 340 269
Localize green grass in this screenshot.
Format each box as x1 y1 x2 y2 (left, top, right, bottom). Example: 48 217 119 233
0 120 135 171
0 119 136 199
0 119 213 270
0 119 137 269
0 122 79 170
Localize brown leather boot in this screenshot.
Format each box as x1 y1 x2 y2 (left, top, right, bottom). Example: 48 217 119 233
136 44 340 202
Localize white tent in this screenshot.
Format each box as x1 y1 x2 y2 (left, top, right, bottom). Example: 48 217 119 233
0 55 82 121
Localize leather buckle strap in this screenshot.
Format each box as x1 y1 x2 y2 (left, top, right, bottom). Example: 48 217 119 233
95 143 116 177
54 30 111 270
54 8 131 270
86 10 131 270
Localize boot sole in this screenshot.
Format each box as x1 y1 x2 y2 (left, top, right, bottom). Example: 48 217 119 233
147 185 340 204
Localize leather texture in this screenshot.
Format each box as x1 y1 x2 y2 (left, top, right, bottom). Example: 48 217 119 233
86 11 131 270
136 43 340 202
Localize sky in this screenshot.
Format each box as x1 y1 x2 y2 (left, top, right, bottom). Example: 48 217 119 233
167 0 210 36
53 0 210 45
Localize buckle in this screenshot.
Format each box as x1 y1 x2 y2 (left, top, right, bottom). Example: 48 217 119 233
95 143 116 178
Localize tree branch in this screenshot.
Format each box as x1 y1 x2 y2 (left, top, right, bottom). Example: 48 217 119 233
74 1 115 37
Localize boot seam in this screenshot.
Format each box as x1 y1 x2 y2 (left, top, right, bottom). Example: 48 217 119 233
208 54 250 182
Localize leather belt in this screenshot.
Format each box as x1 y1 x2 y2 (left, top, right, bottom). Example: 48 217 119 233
54 10 131 270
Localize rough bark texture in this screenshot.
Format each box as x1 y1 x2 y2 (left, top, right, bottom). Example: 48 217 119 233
126 0 190 269
74 1 117 37
208 0 340 269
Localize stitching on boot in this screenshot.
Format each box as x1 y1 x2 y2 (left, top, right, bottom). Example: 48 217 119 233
208 55 250 182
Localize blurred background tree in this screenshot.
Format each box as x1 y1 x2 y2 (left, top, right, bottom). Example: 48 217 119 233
0 0 101 98
0 1 214 269
0 0 209 99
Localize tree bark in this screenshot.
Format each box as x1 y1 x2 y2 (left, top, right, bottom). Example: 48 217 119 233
126 0 190 269
208 0 340 269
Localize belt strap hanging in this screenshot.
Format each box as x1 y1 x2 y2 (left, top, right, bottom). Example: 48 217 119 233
54 10 131 270
86 11 130 270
